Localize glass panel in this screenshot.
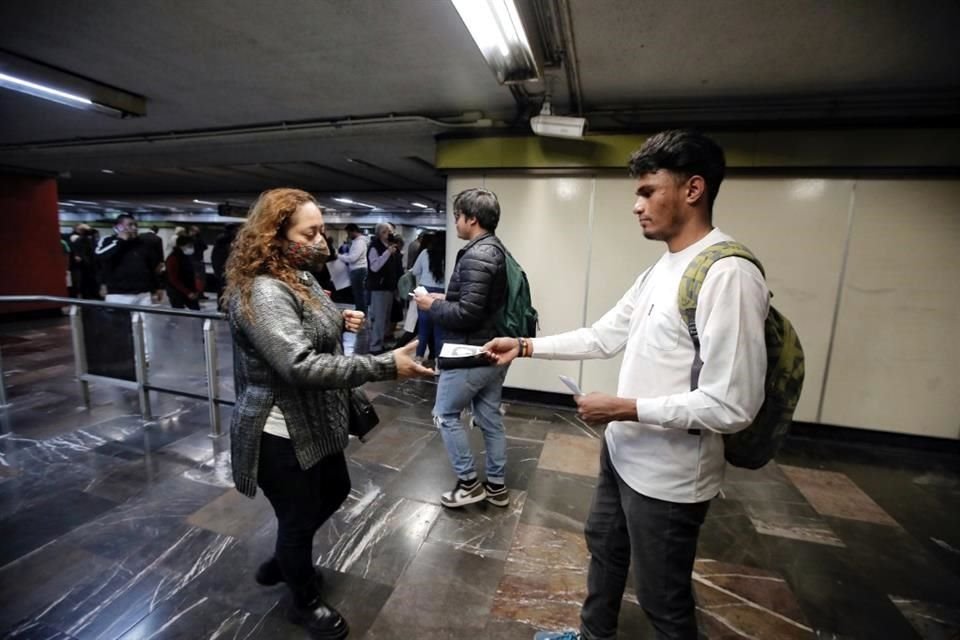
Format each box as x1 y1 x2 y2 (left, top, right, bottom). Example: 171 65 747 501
82 306 136 382
143 313 208 397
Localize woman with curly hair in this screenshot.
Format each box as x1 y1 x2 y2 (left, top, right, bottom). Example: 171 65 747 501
223 188 433 639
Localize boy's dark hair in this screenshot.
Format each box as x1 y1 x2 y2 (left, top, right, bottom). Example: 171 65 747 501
453 188 500 232
628 130 726 212
344 223 360 234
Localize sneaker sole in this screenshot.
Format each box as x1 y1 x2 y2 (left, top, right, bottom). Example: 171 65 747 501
485 495 509 507
440 492 487 508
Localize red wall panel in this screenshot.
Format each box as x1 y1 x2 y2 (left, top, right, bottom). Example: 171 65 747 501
0 175 67 314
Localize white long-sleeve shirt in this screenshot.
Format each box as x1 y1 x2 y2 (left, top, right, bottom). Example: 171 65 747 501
531 229 769 503
338 235 368 271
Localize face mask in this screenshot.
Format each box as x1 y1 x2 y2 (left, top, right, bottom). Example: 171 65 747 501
182 248 195 256
285 240 329 270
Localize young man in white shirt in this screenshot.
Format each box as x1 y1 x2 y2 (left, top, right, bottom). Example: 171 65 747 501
485 130 769 640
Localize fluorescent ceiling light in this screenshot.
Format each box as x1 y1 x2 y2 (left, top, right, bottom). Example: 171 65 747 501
69 200 98 205
0 51 146 118
451 0 540 84
101 169 115 174
411 202 429 209
334 197 377 209
0 72 92 107
193 199 218 205
59 202 75 207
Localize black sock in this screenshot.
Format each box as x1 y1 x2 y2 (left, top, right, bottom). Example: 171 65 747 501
460 478 479 489
485 481 504 491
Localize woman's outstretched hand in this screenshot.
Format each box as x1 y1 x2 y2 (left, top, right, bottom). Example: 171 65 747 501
392 339 435 379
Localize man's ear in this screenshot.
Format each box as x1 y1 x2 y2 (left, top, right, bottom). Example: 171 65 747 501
685 175 707 207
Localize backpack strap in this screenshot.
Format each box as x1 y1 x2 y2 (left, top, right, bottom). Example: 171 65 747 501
679 241 765 392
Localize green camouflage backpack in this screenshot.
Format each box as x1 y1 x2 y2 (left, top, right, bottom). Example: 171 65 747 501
494 248 539 338
679 241 805 469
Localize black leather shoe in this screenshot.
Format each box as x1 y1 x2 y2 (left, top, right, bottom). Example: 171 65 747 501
288 594 349 640
255 558 324 589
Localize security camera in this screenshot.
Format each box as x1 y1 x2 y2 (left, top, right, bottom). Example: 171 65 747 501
529 99 587 139
530 114 587 139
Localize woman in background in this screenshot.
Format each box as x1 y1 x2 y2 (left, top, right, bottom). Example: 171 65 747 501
410 232 446 362
223 188 432 640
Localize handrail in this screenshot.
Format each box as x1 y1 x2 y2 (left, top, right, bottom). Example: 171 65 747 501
0 294 234 485
0 295 225 320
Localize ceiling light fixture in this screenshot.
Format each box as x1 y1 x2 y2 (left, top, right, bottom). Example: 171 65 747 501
59 202 75 207
101 169 115 174
69 200 98 205
410 202 429 209
451 0 541 84
193 199 218 205
0 51 146 118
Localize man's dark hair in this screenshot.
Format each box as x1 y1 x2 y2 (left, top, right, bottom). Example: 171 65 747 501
175 235 193 248
150 225 159 233
344 223 360 234
116 213 135 224
628 130 726 212
453 188 500 232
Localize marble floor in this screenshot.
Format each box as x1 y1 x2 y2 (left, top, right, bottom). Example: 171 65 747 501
1 317 960 639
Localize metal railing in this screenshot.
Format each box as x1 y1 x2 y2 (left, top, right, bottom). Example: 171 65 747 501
0 295 234 485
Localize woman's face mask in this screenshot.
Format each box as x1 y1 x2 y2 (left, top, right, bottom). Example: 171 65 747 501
284 239 329 270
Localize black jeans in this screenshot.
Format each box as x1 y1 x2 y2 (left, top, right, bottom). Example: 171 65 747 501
167 289 200 310
256 434 351 593
581 441 710 640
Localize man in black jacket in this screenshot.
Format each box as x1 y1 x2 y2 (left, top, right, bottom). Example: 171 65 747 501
413 188 511 509
95 214 162 306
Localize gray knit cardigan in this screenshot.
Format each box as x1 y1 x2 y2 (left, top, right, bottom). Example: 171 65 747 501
228 272 397 497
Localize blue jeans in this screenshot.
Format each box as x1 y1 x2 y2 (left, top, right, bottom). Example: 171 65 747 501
433 365 509 484
416 285 445 358
349 268 368 314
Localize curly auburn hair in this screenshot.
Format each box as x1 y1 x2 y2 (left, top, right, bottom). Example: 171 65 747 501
221 188 322 319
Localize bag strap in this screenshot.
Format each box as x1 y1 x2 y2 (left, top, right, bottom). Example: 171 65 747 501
679 241 765 391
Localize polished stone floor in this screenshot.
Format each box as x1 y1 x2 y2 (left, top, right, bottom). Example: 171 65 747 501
1 316 960 639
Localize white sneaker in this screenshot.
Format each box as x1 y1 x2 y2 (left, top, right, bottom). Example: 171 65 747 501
440 479 486 508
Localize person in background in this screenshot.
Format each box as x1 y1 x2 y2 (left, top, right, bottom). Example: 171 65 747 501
212 223 240 302
223 188 433 640
69 224 99 299
485 130 769 640
337 223 368 314
95 213 162 306
365 223 401 354
165 235 200 310
188 225 209 299
410 232 446 362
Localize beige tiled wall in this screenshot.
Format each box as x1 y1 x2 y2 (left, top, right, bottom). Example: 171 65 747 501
446 174 960 439
820 180 960 438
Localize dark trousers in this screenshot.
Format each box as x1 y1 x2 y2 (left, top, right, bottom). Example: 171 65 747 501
256 434 351 593
167 289 200 310
581 441 710 640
